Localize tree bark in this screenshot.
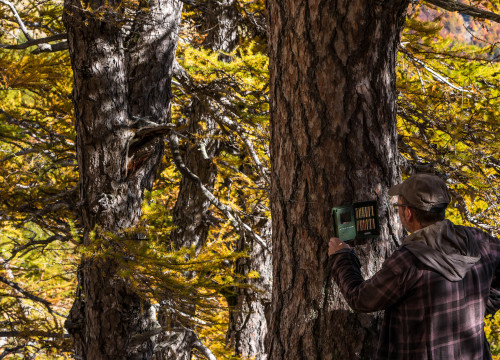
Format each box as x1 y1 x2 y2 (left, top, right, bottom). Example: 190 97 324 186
203 0 240 61
266 1 409 359
62 0 182 358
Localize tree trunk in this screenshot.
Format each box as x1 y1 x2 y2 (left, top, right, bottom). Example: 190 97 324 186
228 217 272 360
266 1 409 359
171 99 220 252
62 0 182 358
203 0 240 61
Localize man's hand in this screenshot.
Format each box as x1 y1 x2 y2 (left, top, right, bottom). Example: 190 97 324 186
328 237 351 256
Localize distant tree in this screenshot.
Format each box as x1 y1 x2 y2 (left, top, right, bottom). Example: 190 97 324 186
162 2 271 358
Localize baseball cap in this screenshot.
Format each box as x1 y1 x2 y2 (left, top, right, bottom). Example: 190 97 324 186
388 173 450 212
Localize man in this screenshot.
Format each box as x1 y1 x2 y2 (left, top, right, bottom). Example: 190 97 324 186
329 173 500 359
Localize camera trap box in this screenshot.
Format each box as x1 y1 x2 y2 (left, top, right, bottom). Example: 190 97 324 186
332 201 380 242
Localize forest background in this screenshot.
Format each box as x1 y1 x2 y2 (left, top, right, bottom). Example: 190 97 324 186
0 0 500 359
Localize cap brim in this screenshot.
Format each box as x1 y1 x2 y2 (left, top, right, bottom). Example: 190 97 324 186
388 183 404 196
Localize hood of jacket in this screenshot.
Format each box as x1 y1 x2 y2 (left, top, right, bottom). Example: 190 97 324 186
402 219 480 281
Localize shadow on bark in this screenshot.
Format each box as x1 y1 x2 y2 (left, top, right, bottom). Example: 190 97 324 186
320 310 381 360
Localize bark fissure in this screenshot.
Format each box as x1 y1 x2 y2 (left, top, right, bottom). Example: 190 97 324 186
267 0 409 358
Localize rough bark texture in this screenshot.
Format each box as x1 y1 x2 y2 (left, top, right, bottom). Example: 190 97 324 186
266 1 409 359
62 0 182 358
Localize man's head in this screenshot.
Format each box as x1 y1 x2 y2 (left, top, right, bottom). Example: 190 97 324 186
389 173 450 231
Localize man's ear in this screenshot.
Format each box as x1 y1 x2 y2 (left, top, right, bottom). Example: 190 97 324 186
405 206 413 222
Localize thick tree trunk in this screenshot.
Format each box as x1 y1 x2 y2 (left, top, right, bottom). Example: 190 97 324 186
62 0 182 358
266 1 409 359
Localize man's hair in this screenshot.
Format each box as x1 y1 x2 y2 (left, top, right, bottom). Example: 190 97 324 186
400 195 447 226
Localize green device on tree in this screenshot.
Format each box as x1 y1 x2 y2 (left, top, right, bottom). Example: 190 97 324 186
331 201 380 241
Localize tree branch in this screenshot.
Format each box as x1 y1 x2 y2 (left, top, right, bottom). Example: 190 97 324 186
129 122 175 148
0 330 67 338
448 188 497 232
0 0 68 53
425 0 500 24
0 345 25 360
400 45 471 93
0 0 33 41
0 275 65 317
31 40 69 54
168 132 271 253
216 114 270 185
3 234 70 263
172 61 270 185
0 34 67 49
191 329 217 360
152 327 217 360
0 36 68 54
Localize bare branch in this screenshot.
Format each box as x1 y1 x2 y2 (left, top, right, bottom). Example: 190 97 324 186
129 122 175 148
0 37 68 54
448 188 498 232
400 45 471 93
0 0 33 41
190 329 217 360
31 41 69 54
152 327 217 360
0 345 25 360
425 0 500 24
0 33 67 50
0 330 67 338
0 275 65 317
168 132 271 253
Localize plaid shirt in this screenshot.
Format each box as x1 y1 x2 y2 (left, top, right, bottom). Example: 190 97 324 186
331 226 500 360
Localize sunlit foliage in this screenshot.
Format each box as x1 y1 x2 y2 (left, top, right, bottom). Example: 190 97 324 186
398 6 500 352
398 4 500 234
1 0 500 358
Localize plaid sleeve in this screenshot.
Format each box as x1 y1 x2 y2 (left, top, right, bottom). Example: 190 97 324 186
486 235 500 315
330 248 417 313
